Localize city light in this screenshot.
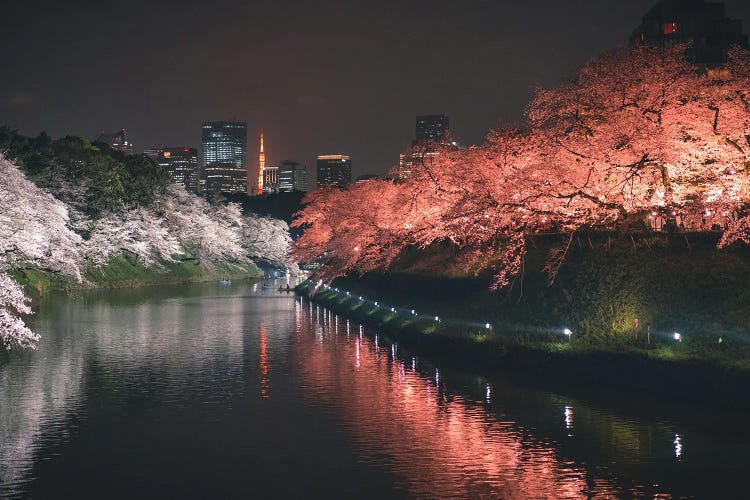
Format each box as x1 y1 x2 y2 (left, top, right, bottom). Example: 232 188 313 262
485 323 492 330
674 332 682 342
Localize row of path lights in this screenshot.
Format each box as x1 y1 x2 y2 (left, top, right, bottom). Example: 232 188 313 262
317 282 488 328
311 281 683 344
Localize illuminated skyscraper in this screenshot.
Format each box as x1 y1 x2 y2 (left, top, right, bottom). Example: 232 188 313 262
158 147 199 192
200 121 247 194
316 155 351 189
263 165 280 193
399 115 450 180
279 161 307 192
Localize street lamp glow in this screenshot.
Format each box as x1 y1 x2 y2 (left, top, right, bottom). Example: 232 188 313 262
435 316 440 322
674 332 682 342
485 323 492 330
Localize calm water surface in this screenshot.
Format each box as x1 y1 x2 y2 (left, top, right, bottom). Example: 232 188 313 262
0 282 748 498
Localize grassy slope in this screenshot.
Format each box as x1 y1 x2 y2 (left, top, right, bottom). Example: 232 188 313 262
14 254 260 296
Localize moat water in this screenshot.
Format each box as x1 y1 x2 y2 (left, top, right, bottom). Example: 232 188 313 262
1 282 747 498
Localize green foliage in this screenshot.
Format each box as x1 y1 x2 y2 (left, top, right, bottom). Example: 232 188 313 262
0 127 171 217
12 255 260 294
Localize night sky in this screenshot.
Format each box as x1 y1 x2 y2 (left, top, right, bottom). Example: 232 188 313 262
2 0 750 180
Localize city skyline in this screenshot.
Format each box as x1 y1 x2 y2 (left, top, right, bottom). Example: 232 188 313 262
5 1 750 180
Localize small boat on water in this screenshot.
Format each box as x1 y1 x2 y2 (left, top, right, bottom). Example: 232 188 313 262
218 280 231 286
261 283 275 290
278 285 293 292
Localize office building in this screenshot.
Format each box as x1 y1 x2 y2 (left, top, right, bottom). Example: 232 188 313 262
279 161 307 192
631 0 748 63
398 114 450 180
316 155 351 189
200 121 247 194
158 147 199 192
96 129 134 155
398 150 441 180
263 165 280 193
143 148 162 161
416 115 450 143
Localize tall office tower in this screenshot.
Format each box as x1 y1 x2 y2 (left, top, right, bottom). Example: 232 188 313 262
399 114 450 180
200 121 247 194
158 147 199 192
263 165 280 193
631 0 748 64
278 161 307 192
415 115 450 143
96 128 134 155
256 132 266 196
316 155 351 189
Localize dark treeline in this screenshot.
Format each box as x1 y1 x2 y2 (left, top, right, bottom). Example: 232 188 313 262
0 128 171 217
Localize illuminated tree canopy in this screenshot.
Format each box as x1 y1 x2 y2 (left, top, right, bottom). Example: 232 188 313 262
294 45 750 288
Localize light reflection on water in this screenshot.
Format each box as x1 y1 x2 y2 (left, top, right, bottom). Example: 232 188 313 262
0 285 749 498
294 300 750 499
296 306 594 499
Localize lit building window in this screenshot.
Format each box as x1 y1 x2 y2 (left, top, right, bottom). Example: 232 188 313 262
662 22 678 35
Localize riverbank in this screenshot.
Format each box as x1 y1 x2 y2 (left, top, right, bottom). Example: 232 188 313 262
298 281 750 408
296 234 750 408
13 254 261 297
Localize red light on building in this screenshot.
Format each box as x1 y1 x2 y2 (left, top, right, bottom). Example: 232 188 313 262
183 148 189 152
662 22 678 35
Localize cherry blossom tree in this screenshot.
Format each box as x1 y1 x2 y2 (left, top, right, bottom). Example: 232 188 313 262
159 185 246 264
294 45 750 288
241 215 294 269
0 155 83 349
80 208 182 268
0 273 38 350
